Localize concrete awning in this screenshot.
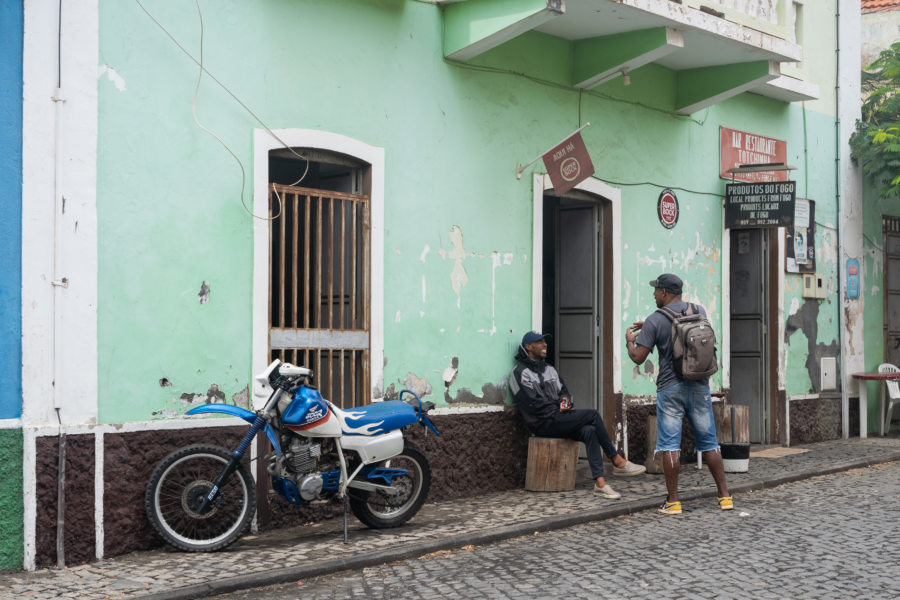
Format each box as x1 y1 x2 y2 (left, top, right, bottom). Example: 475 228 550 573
442 0 815 114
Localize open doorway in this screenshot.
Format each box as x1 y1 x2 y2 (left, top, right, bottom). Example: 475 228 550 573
729 228 777 443
541 192 614 425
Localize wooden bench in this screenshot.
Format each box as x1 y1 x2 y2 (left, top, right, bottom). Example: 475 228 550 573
525 437 580 491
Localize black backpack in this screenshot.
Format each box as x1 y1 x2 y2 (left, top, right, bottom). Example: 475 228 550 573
657 303 718 380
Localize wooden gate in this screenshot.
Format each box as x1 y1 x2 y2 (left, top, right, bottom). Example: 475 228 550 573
269 184 370 408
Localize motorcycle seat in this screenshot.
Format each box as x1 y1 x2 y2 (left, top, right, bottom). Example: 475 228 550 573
336 400 418 435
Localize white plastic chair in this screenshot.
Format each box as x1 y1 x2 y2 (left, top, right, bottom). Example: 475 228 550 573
877 363 900 434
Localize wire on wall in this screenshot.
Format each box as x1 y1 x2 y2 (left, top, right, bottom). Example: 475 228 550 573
444 58 710 126
443 58 723 197
135 0 316 219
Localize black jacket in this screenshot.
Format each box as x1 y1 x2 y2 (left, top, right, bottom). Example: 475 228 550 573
509 346 570 432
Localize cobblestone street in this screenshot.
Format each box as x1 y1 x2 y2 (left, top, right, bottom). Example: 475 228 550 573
216 461 900 600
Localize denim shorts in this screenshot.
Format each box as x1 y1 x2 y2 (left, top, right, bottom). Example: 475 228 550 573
655 381 720 453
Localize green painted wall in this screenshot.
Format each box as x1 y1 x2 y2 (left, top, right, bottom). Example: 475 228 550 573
0 429 23 571
97 0 842 422
861 183 900 425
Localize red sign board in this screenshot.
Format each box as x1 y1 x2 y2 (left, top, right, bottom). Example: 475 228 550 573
657 189 679 229
720 126 788 182
542 131 595 196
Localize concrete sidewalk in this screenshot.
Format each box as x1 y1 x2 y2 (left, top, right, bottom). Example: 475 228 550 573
3 435 899 600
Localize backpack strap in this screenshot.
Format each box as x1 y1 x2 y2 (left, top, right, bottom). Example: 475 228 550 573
656 305 680 321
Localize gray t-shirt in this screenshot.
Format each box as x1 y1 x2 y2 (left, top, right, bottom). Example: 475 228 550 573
635 300 709 391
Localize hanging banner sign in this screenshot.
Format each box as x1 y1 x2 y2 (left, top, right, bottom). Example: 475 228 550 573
720 126 788 182
542 131 595 196
657 189 679 229
725 181 796 229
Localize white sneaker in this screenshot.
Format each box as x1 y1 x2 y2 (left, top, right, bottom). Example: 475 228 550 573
613 460 646 476
593 483 621 499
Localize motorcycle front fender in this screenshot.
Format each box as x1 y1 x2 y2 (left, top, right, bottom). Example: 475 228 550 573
186 404 282 456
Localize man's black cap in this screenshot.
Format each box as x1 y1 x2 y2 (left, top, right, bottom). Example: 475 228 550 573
521 331 552 346
649 273 683 295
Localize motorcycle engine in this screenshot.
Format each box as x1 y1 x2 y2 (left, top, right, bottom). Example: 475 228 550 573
269 436 336 502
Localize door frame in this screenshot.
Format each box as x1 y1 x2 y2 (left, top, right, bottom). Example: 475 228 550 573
531 174 622 445
723 227 782 445
253 129 385 400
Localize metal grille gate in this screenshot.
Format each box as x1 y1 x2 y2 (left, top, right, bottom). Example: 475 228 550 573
269 184 370 408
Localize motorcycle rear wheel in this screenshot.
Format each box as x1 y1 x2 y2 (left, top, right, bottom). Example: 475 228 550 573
145 444 256 552
349 442 431 529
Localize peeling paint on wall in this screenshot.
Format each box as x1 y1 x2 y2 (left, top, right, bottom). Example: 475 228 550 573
198 281 210 304
442 357 458 388
232 385 249 408
865 245 884 296
632 360 656 382
448 225 468 308
151 382 250 419
98 64 127 91
438 354 506 405
402 372 433 399
445 380 507 405
683 231 721 275
785 299 840 392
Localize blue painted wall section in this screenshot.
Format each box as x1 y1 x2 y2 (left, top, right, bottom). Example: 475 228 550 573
0 2 23 420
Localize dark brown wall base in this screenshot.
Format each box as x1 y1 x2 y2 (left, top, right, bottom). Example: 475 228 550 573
259 408 530 528
35 434 95 569
35 409 530 567
789 395 847 444
33 397 852 568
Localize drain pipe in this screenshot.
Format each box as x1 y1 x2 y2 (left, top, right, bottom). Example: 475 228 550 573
834 0 850 438
51 0 68 569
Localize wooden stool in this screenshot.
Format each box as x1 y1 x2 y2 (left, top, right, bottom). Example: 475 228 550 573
525 437 580 491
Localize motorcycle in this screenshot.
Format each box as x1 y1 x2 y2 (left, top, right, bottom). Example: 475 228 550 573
145 359 440 552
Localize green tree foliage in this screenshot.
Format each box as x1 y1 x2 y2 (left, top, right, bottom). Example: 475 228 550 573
850 42 900 198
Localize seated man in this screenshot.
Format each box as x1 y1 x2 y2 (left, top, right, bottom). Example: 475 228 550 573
509 331 645 498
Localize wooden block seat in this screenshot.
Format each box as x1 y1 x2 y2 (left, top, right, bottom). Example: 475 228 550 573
525 436 580 492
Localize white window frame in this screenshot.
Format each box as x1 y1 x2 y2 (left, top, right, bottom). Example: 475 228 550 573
253 130 385 400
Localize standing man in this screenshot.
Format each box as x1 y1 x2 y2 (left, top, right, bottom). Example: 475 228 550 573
625 274 733 514
510 331 645 499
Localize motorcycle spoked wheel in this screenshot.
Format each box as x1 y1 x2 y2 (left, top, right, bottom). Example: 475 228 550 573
145 444 257 552
349 442 431 529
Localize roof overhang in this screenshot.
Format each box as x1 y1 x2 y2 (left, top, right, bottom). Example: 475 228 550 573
442 0 812 113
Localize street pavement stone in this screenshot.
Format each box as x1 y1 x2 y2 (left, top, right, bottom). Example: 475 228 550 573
0 436 898 599
278 463 895 600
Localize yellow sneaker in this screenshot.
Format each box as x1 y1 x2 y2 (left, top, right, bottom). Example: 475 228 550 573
658 499 682 515
717 496 734 510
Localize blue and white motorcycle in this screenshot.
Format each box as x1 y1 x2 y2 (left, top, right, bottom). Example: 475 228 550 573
145 359 440 552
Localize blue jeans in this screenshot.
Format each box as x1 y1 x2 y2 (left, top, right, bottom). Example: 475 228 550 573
535 409 619 480
655 381 720 453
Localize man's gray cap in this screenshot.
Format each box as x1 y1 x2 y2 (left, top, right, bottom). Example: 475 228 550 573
649 273 683 295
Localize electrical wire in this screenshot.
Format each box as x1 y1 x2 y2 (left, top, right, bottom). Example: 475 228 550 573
444 58 710 126
188 0 255 219
593 177 725 199
135 0 317 218
864 232 885 252
442 59 723 197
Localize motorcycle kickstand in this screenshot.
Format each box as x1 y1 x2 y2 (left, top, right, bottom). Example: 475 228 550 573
342 493 349 544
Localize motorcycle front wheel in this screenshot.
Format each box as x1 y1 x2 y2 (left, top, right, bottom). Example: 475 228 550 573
145 443 256 552
349 442 431 529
